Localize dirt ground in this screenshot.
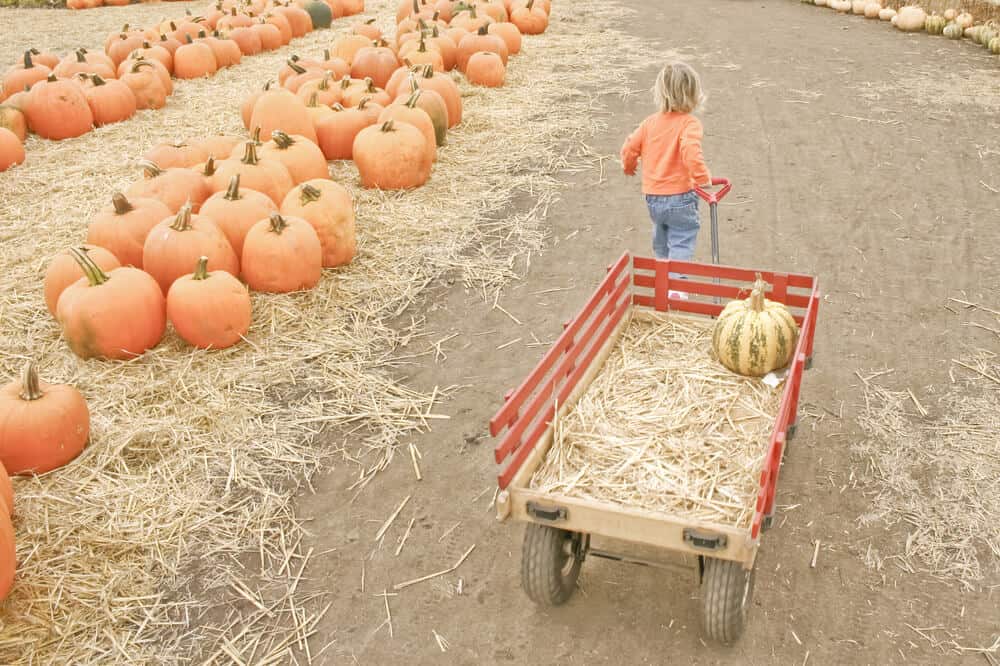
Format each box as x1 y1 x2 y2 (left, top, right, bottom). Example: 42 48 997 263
290 2 1000 664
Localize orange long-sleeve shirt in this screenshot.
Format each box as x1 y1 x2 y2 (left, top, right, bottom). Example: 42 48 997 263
620 112 711 195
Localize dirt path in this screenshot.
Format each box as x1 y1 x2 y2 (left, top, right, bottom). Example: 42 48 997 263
293 2 999 664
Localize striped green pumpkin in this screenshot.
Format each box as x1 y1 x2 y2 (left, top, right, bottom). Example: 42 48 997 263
712 276 799 377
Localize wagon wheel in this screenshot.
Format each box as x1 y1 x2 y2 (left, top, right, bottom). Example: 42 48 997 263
701 557 755 645
520 524 584 606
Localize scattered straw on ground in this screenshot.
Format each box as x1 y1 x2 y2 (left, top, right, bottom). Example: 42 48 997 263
854 305 999 588
529 313 781 528
0 0 662 662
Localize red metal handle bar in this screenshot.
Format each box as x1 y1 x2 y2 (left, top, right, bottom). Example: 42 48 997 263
694 177 732 205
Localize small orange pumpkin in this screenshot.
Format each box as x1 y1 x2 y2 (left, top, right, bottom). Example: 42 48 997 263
332 34 375 65
143 141 207 169
200 174 278 256
211 142 295 206
488 21 522 55
280 180 356 267
44 245 121 316
0 128 25 173
167 256 251 349
174 36 218 79
465 51 505 87
249 88 318 143
0 360 90 475
52 49 116 80
196 134 244 162
353 18 382 40
121 61 168 110
378 90 436 163
510 0 547 34
56 248 166 360
315 103 374 160
143 204 240 294
457 25 508 71
1 51 51 101
228 26 263 56
241 213 323 293
127 161 211 213
353 119 432 189
87 193 172 269
0 105 27 142
252 21 285 52
78 74 137 127
297 72 341 106
260 131 330 184
351 42 401 89
410 64 461 127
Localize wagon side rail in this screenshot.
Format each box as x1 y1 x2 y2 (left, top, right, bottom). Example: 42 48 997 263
490 251 633 489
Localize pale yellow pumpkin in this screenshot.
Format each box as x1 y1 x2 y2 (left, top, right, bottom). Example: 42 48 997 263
711 276 799 378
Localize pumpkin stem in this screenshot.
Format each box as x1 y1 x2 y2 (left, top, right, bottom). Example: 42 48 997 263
22 50 35 69
307 91 320 107
268 213 289 234
112 192 134 215
412 0 419 14
192 256 210 281
138 159 164 178
422 63 434 78
365 17 376 24
130 60 155 74
241 141 260 165
526 0 535 8
404 89 422 108
75 49 87 63
332 102 346 111
357 97 371 109
339 76 353 90
68 247 110 288
317 72 332 90
748 273 767 312
19 361 44 402
299 183 322 204
380 119 395 132
224 174 242 200
170 203 195 232
365 78 378 93
287 60 307 75
417 36 428 52
201 156 217 177
272 131 294 149
477 24 488 35
91 74 108 86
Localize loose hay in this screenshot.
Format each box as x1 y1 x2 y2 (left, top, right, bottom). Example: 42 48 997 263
854 347 1000 588
529 313 781 528
0 0 663 662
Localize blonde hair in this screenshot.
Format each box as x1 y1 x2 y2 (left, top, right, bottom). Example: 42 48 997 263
652 61 705 114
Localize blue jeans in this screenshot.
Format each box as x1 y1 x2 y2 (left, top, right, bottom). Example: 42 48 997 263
646 191 700 280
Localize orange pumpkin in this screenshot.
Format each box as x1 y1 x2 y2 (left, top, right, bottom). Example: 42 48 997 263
274 5 314 37
121 61 169 110
304 92 336 127
56 248 166 360
174 37 218 79
0 500 12 602
385 63 417 99
488 21 522 54
465 50 505 87
510 0 547 34
53 50 116 80
0 105 27 142
241 214 323 293
87 193 172 269
264 11 294 44
217 8 254 31
399 37 445 72
143 141 207 169
1 51 51 102
353 120 432 189
297 72 341 106
0 128 25 173
167 256 252 349
78 74 137 127
395 76 447 144
351 43 401 89
457 25 508 71
228 26 263 56
451 4 493 32
0 360 90 475
129 41 174 72
341 77 391 107
25 75 93 141
0 463 10 516
199 31 243 68
119 55 173 94
316 49 351 78
107 33 146 67
142 204 240 294
410 64 461 127
157 33 184 57
252 22 285 51
211 142 295 206
44 245 121 316
197 134 243 161
127 161 211 213
200 174 278 256
315 103 374 160
282 62 325 93
241 81 273 129
352 18 382 40
26 48 59 70
332 34 374 65
260 131 330 184
280 180 356 267
249 88 318 144
378 91 436 163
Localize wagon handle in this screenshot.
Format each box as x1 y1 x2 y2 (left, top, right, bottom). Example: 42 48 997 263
694 177 731 205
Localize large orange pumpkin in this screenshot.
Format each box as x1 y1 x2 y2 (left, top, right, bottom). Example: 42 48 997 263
174 37 218 79
127 161 211 213
241 214 322 293
378 91 436 163
314 103 374 160
350 43 401 89
248 88 318 144
43 245 121 316
280 180 356 267
210 142 295 206
200 174 278 257
0 128 25 173
167 256 252 349
260 131 330 184
78 74 137 127
25 75 93 141
0 360 90 475
353 120 431 189
87 193 172 269
465 51 505 87
1 51 51 102
142 204 240 294
56 248 166 360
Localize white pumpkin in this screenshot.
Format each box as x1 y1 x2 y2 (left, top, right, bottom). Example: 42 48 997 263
955 12 974 29
895 5 927 31
835 0 852 12
851 0 867 14
943 8 956 21
814 0 828 6
864 2 882 18
879 7 896 20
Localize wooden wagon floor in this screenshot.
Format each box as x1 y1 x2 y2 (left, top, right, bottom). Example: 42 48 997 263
529 313 781 528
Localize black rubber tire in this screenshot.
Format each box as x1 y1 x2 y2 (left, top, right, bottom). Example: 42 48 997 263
701 557 755 645
521 524 581 606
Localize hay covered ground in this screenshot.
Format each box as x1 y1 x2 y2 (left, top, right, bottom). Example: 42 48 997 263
0 0 660 662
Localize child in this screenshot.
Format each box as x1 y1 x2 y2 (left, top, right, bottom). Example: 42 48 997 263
621 61 711 295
